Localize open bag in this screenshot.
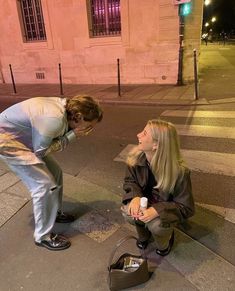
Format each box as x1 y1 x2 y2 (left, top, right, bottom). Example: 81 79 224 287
108 236 151 291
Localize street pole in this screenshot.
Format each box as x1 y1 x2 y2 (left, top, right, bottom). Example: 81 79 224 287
9 64 17 94
58 63 64 96
117 58 121 97
177 12 184 86
193 49 199 100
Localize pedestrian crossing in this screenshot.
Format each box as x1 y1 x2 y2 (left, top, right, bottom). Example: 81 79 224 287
114 145 235 176
181 149 235 177
174 124 234 139
161 110 235 119
114 109 235 223
114 109 235 174
160 109 235 177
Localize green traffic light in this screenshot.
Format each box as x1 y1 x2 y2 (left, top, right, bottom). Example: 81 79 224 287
180 3 192 16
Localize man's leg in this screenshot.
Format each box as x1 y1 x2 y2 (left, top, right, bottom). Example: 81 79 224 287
8 162 70 249
43 155 75 223
43 155 63 210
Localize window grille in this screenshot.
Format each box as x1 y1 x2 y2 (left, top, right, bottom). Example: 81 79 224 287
90 0 121 37
35 72 45 79
19 0 46 41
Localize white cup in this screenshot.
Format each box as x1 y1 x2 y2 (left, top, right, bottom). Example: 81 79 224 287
140 197 148 209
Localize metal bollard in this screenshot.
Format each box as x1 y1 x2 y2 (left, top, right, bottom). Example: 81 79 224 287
193 49 199 100
117 58 121 97
9 64 17 94
58 63 64 95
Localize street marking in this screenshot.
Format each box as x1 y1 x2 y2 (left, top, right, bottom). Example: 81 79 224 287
210 97 235 104
175 124 235 139
161 110 235 118
114 144 134 163
114 145 235 176
196 202 235 224
181 149 235 177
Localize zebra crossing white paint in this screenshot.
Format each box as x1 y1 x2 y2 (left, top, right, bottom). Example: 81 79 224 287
114 145 235 177
175 124 235 139
114 144 135 163
161 110 235 118
181 149 235 177
196 202 235 224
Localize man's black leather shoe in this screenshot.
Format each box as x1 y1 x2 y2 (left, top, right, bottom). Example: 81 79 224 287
35 233 71 251
136 239 149 250
56 211 75 223
156 230 174 256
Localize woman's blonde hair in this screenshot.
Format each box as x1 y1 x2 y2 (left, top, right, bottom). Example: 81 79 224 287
66 95 103 123
126 119 185 193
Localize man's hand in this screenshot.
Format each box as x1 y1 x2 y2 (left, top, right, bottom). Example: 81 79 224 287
138 207 159 223
73 125 93 137
128 197 141 218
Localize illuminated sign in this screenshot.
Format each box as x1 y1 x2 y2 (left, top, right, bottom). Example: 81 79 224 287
173 0 191 5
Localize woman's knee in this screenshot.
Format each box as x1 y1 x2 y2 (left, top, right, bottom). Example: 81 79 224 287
147 218 172 236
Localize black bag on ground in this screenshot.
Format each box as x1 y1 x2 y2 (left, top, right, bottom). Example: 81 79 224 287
108 236 151 291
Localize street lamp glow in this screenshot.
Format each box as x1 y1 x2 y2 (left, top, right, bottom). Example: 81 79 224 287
211 17 216 22
205 22 209 27
205 0 211 6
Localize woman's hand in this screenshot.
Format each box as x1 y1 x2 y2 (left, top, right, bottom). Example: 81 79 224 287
138 207 159 223
128 197 141 218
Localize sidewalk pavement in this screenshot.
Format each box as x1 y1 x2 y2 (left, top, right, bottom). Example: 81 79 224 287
2 44 235 106
0 81 235 108
1 156 235 291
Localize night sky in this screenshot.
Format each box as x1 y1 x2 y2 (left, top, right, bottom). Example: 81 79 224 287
203 0 235 34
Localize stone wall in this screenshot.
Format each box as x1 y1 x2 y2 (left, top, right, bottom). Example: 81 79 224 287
0 0 202 84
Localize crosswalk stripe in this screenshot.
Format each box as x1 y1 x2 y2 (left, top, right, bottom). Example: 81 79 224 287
114 145 235 177
161 110 235 118
181 149 235 177
175 124 235 139
196 203 235 224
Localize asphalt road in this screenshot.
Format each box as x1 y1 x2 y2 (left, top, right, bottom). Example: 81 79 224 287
1 101 234 210
49 103 235 214
199 44 235 100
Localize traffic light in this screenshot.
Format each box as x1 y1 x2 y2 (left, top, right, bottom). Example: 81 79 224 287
179 2 192 16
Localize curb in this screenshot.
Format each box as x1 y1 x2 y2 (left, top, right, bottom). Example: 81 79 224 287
1 95 235 107
98 99 209 107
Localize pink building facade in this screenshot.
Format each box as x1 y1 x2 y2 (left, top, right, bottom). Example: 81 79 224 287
0 0 203 85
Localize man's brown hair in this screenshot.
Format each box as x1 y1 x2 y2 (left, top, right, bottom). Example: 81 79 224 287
66 95 103 123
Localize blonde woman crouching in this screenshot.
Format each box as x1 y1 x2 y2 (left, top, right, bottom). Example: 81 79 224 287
121 119 195 256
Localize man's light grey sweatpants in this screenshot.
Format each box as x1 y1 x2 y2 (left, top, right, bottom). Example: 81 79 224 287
8 155 63 242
